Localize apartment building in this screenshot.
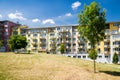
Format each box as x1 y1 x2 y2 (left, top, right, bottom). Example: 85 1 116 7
0 20 19 52
12 25 28 36
25 25 86 53
25 22 120 63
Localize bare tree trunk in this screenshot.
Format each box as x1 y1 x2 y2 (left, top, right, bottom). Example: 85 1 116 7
94 59 96 73
91 44 96 73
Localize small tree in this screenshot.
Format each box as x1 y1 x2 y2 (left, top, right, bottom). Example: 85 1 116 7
112 52 119 64
78 2 106 73
8 35 27 52
89 49 98 72
50 38 56 54
60 43 65 54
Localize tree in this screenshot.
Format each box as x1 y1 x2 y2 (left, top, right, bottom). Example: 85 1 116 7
8 35 27 52
112 52 119 64
50 38 56 54
60 43 65 54
78 2 106 73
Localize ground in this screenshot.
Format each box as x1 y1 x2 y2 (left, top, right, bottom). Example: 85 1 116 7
0 52 120 80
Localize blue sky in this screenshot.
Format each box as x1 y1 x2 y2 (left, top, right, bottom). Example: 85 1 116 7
0 0 120 27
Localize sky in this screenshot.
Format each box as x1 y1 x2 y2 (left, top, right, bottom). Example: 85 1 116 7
0 0 120 27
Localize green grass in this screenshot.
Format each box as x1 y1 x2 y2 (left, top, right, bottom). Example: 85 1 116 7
0 52 120 80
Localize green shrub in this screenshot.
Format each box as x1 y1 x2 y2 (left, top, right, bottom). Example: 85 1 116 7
112 52 119 64
28 50 31 54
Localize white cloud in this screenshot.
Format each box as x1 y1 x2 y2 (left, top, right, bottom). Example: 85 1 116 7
72 1 81 10
32 18 40 23
8 12 27 20
42 19 55 24
0 14 2 18
65 13 72 17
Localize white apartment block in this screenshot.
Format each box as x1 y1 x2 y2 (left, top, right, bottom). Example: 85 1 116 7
25 26 86 54
25 24 120 63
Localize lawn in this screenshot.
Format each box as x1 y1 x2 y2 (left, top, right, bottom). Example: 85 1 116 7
0 52 120 80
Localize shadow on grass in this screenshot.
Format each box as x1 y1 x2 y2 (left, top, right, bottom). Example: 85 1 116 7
14 52 34 54
100 71 120 76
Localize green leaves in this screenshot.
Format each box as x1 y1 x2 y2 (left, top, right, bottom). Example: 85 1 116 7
112 52 119 64
88 49 97 60
60 43 65 54
78 1 106 48
8 35 28 51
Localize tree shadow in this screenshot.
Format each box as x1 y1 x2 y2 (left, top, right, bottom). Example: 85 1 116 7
100 71 120 76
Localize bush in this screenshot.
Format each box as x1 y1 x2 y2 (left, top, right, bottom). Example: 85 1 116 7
112 52 119 64
28 50 31 54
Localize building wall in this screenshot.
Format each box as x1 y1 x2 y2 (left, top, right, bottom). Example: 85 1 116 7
25 25 86 53
0 20 19 52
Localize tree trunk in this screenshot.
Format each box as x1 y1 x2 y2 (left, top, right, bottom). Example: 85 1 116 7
94 59 96 73
91 44 96 73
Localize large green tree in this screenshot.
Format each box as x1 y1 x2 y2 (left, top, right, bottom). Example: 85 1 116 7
8 35 27 51
78 2 106 73
60 43 65 54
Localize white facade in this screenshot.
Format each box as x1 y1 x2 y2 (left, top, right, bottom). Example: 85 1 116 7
25 25 120 63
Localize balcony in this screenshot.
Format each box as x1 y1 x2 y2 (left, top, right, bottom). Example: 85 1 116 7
104 45 110 48
104 51 110 54
31 47 36 50
66 40 71 43
114 45 119 48
66 46 71 49
50 36 56 39
114 39 120 42
104 38 110 42
32 37 37 39
50 47 56 50
62 40 67 43
31 42 36 44
40 36 46 39
59 29 69 33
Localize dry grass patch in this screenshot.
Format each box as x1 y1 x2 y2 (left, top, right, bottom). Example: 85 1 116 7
0 52 120 80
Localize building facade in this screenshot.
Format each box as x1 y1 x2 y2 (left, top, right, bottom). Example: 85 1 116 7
25 22 120 63
0 20 19 52
25 26 86 54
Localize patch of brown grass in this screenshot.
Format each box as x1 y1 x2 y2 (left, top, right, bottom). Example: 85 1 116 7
0 52 120 80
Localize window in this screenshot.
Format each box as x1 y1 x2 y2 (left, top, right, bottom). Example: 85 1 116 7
73 56 76 58
4 32 9 35
73 32 76 35
33 39 37 42
73 38 76 41
50 34 55 36
83 56 86 58
33 34 37 36
105 56 108 58
78 56 81 58
98 56 102 58
73 44 76 46
28 34 30 37
57 27 60 30
113 23 119 26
